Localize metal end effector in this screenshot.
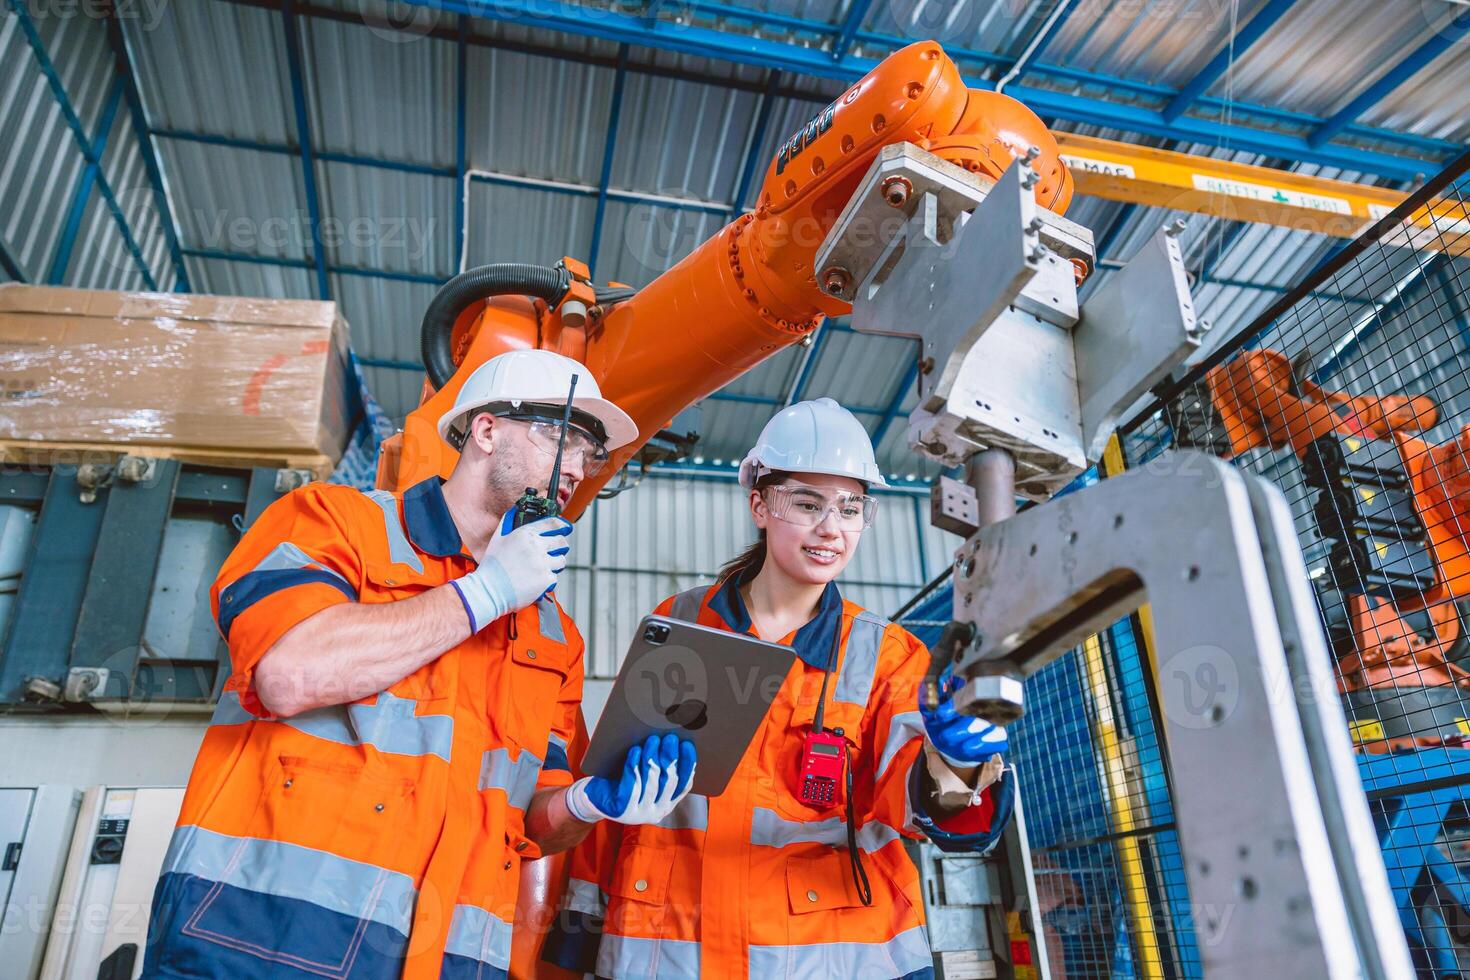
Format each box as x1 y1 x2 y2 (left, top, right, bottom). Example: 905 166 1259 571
822 142 1203 500
817 142 1203 723
818 144 1414 978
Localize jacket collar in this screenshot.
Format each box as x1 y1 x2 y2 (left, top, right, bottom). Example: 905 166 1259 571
402 478 466 558
708 565 844 671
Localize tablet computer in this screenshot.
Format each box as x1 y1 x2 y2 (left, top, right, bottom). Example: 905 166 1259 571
582 615 797 797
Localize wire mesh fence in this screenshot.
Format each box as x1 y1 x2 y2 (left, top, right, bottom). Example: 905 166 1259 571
1120 147 1470 978
901 150 1470 978
903 526 1200 977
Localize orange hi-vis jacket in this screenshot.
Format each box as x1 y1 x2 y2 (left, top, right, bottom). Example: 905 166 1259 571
143 477 583 980
543 573 1013 979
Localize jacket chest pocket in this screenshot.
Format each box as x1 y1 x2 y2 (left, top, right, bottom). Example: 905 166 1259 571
502 620 573 746
771 674 865 820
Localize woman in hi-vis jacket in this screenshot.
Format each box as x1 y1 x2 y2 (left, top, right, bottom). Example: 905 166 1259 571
545 398 1014 980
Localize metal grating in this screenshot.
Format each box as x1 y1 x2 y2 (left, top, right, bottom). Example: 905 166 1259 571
1122 147 1470 977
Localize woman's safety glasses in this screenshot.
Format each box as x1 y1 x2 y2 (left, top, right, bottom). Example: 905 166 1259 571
498 414 611 477
762 484 877 531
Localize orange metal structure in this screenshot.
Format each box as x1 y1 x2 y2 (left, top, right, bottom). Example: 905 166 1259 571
1207 348 1437 458
377 41 1073 520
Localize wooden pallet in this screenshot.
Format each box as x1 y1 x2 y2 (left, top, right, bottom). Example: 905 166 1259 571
0 439 336 479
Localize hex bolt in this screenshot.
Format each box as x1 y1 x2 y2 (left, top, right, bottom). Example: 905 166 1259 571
880 175 912 207
821 266 851 296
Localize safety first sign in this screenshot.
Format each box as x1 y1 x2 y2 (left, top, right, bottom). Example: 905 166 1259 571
1191 174 1352 214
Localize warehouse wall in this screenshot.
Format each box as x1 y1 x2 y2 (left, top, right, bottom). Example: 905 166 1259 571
559 470 959 680
0 4 178 289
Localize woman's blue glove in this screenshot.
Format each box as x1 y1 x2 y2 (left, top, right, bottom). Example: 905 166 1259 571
919 667 1009 767
564 734 697 824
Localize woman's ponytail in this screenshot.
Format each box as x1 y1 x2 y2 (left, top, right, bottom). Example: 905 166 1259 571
718 471 786 584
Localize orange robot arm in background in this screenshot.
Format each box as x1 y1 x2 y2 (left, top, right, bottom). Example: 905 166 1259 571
377 41 1074 515
1207 348 1438 458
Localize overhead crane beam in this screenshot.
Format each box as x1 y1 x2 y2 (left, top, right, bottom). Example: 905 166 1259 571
1058 133 1469 256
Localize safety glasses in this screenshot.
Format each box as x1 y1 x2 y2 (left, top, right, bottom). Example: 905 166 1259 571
762 484 877 531
496 414 611 477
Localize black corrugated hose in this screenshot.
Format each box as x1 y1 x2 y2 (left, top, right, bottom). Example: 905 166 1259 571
419 264 571 390
420 265 641 390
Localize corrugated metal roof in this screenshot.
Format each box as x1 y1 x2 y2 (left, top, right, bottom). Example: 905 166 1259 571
7 0 1466 484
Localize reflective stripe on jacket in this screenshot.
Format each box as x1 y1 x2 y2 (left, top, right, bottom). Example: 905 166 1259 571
545 573 1011 979
143 478 583 980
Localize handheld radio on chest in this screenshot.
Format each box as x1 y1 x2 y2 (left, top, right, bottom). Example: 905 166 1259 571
506 374 579 532
798 626 846 807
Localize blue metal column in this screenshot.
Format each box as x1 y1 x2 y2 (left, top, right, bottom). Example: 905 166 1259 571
49 81 124 284
280 0 332 299
831 0 873 61
104 6 192 292
587 44 629 280
727 71 781 219
0 236 26 282
71 460 182 698
454 16 469 272
0 472 108 700
8 0 156 288
869 356 921 451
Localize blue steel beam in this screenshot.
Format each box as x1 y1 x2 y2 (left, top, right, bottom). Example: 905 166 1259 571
995 0 1081 92
784 322 831 404
280 0 331 299
182 247 442 284
587 44 629 280
9 0 156 288
399 0 1444 181
50 81 124 284
0 235 27 282
154 128 456 177
105 8 191 292
1310 9 1470 149
831 0 874 61
727 70 781 219
869 355 921 450
454 16 468 270
207 0 1462 165
1163 0 1297 122
1092 203 1136 263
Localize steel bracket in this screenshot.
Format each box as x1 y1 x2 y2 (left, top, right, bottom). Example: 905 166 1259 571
948 452 1411 978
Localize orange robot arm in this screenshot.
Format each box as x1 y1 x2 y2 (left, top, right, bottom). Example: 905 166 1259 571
1207 349 1437 458
378 41 1074 515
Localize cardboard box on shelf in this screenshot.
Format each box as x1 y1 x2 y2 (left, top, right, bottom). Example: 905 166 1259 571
0 285 352 465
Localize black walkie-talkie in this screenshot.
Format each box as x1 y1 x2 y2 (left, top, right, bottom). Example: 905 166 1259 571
507 374 579 531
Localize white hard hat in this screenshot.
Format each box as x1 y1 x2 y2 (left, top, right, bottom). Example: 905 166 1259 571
436 349 638 450
739 397 888 489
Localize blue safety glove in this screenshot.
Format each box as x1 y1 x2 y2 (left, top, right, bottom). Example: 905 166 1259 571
450 515 571 632
919 666 1009 767
564 734 697 825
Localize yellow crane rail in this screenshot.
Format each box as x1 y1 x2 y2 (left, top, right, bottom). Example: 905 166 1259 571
1061 133 1469 255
